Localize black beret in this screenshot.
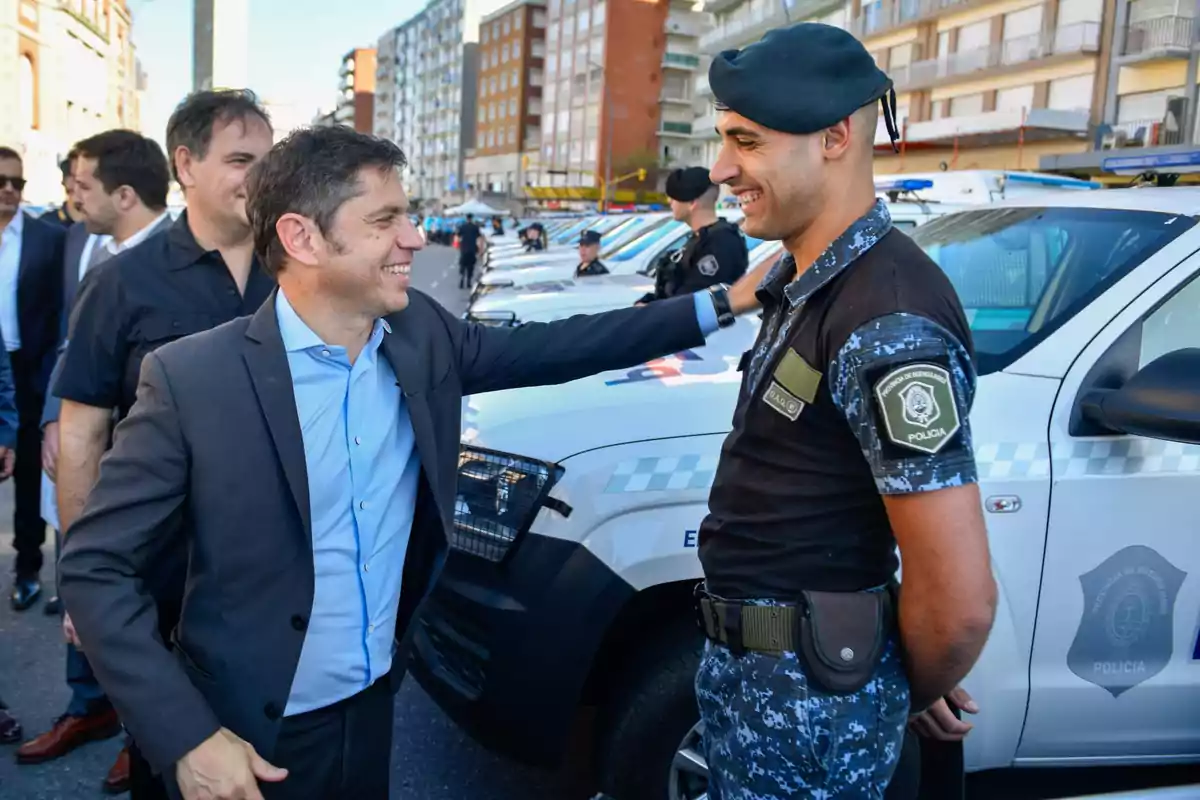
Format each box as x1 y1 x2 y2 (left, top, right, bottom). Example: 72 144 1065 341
709 22 893 135
578 229 602 246
666 167 716 202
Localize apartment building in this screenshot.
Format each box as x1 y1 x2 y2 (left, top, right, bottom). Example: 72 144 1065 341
1041 0 1200 179
2 0 145 203
530 0 708 205
463 0 547 200
335 47 376 132
375 0 500 205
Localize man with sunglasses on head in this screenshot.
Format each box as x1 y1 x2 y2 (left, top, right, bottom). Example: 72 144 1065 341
0 146 66 614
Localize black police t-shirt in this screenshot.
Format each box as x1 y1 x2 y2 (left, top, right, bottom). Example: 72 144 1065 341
698 229 977 598
458 222 482 256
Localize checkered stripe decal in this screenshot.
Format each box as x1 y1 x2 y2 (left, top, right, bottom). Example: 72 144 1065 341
1052 438 1200 478
603 440 1200 493
603 454 721 493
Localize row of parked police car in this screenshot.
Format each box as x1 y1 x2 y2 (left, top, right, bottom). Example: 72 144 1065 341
409 170 1200 800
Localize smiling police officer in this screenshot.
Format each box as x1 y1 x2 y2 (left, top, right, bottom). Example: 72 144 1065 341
638 167 747 305
692 23 997 798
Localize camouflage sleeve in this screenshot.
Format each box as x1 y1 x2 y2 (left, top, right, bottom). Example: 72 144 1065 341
828 312 978 495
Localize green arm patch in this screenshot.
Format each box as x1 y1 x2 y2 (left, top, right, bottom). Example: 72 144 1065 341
872 362 961 455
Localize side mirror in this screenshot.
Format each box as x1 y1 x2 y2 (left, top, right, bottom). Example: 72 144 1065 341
467 310 519 328
1080 348 1200 444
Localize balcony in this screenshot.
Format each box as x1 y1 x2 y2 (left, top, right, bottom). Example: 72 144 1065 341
893 23 1101 91
1120 15 1196 64
661 120 695 136
693 110 720 138
1101 116 1186 148
663 52 701 70
900 107 1090 146
694 71 711 97
666 10 711 39
702 0 745 15
851 0 983 40
660 89 693 104
699 2 789 52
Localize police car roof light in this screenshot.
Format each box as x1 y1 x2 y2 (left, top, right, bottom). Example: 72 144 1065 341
875 179 935 193
1002 172 1103 189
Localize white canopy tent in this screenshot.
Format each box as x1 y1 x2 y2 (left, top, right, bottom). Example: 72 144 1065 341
443 198 507 216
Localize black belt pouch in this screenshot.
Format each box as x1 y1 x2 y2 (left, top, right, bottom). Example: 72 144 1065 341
797 589 892 694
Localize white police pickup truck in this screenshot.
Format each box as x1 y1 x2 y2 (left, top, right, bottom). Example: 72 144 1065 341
411 188 1200 800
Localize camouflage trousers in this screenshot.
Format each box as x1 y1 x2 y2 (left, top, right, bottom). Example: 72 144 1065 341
695 623 910 799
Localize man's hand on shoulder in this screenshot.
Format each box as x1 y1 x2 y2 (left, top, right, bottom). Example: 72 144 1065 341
176 728 287 800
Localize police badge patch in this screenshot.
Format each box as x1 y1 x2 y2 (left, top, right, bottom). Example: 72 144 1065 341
697 254 720 277
1067 545 1187 698
873 362 960 454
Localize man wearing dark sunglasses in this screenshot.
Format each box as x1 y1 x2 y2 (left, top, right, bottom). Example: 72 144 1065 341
0 146 66 613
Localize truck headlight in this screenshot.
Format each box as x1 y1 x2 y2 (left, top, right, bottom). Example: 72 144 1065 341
452 446 563 561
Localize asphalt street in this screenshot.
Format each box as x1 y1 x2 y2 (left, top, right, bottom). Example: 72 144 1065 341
0 242 1194 799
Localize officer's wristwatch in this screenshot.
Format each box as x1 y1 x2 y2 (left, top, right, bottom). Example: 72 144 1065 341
707 284 736 328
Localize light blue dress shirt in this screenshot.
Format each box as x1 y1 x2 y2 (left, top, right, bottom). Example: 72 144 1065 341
277 291 422 716
279 289 718 715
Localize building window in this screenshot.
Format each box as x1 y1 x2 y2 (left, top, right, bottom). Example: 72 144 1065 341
501 72 509 90
515 11 522 30
509 97 517 115
482 27 489 43
948 92 985 116
512 39 521 59
502 43 510 62
503 17 511 35
509 125 517 144
18 53 36 131
1048 73 1094 110
577 9 589 33
593 1 606 27
995 84 1035 114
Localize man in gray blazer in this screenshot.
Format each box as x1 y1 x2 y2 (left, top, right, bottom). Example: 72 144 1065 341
58 126 749 799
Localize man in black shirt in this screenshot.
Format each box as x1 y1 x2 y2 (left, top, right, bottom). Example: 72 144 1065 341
457 213 483 288
637 167 746 304
54 88 276 800
692 23 996 798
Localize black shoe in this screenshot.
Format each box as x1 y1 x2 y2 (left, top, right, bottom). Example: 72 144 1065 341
10 578 41 612
44 595 62 615
0 705 21 745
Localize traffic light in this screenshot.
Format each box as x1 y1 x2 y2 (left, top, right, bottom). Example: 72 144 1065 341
637 168 647 182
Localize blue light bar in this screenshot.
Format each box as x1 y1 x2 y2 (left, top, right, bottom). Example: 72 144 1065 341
875 179 934 192
1004 172 1102 189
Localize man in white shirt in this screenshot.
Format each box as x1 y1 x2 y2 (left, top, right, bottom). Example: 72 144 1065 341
18 129 173 796
0 146 66 615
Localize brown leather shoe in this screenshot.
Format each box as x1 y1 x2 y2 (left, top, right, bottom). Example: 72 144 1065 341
15 707 122 763
103 746 130 794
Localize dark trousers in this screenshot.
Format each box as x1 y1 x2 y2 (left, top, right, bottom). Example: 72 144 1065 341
52 527 112 716
262 678 394 799
459 257 476 286
130 738 170 800
10 349 45 580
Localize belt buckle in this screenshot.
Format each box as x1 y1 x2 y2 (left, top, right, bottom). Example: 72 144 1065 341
692 582 719 641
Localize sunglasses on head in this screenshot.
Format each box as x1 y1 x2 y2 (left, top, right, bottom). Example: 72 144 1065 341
0 177 26 191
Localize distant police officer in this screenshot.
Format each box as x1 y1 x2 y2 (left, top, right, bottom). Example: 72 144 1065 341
574 229 610 277
638 166 747 304
692 23 997 799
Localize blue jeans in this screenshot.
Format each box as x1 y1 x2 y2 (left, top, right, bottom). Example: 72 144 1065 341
54 527 111 718
695 604 910 798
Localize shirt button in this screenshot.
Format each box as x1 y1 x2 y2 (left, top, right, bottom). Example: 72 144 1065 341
363 562 370 572
359 500 367 510
368 624 376 633
354 436 362 445
321 349 331 357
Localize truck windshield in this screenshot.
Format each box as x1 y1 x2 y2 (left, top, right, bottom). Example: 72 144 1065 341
910 206 1196 375
604 220 686 261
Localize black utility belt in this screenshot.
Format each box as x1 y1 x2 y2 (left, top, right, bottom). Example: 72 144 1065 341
695 585 897 694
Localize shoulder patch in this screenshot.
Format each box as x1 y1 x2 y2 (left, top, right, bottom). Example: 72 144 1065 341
697 254 719 277
873 362 960 455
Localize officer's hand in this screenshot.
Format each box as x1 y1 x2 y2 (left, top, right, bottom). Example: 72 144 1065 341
43 421 60 480
0 446 13 481
908 686 978 742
